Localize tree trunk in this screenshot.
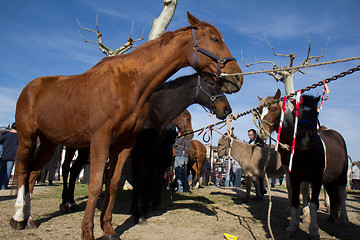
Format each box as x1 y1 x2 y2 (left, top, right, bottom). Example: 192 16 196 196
148 0 177 41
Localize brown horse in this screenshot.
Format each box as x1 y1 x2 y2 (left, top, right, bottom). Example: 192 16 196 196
188 139 207 188
11 12 243 240
258 90 348 237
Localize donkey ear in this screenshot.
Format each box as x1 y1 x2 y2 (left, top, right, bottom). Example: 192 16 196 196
187 12 202 28
257 96 263 101
274 89 281 99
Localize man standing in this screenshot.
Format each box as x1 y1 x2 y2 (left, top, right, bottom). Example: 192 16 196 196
174 133 191 193
0 123 18 190
248 129 267 196
351 163 360 190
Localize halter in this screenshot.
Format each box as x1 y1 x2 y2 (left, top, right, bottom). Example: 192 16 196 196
195 75 225 114
192 28 236 78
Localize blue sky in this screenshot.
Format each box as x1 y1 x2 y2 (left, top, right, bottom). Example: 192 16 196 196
1 0 359 161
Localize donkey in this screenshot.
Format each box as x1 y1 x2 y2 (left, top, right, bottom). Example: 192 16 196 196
217 128 283 203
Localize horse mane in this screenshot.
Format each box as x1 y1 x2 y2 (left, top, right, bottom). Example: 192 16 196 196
301 94 321 110
156 73 196 91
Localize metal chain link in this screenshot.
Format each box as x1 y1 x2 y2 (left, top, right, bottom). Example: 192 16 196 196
180 65 360 138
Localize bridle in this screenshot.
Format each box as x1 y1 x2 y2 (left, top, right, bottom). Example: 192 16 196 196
195 74 226 114
192 28 236 78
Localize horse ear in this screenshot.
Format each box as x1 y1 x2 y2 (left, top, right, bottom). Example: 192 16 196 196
257 96 263 101
274 89 281 99
187 12 202 28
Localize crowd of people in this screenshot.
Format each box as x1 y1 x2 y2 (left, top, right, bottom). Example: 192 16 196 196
1 123 360 194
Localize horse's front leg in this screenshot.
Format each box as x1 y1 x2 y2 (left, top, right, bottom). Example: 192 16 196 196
309 183 321 238
243 176 252 203
81 135 110 240
100 143 135 239
287 179 301 237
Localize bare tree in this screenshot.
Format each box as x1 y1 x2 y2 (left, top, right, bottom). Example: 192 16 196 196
77 0 177 56
242 29 329 96
77 15 144 57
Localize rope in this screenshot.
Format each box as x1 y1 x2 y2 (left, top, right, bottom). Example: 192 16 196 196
264 138 275 240
221 56 360 77
178 65 360 139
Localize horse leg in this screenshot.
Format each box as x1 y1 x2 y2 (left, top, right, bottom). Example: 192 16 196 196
60 148 76 213
324 187 330 213
253 177 262 200
81 135 111 240
287 179 301 237
339 185 348 223
10 135 36 230
10 135 57 230
300 181 310 224
243 176 252 203
100 145 135 239
67 148 89 211
309 183 321 238
130 149 147 224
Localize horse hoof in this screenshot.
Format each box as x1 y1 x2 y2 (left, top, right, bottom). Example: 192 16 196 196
100 234 120 240
138 216 147 225
69 203 80 212
9 218 27 230
9 217 37 230
59 203 69 213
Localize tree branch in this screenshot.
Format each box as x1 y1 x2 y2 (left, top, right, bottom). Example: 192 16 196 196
77 15 144 57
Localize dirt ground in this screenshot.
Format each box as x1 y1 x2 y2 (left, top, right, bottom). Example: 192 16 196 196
0 183 359 240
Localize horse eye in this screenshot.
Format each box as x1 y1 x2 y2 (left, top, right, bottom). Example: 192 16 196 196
210 37 221 43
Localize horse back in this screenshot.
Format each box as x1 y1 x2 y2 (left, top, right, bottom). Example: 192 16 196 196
318 129 348 186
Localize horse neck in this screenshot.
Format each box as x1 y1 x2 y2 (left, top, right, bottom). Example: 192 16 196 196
279 108 295 145
145 76 197 131
121 30 192 97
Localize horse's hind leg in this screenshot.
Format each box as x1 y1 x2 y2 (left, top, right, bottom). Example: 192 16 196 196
10 135 36 230
339 185 348 223
10 135 57 229
300 181 310 224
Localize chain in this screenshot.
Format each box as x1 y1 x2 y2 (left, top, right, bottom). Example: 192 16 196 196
180 65 360 138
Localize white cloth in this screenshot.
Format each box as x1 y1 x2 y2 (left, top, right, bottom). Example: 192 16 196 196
351 165 360 180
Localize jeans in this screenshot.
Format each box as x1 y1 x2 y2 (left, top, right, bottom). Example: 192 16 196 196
233 169 242 187
174 156 190 192
0 160 15 189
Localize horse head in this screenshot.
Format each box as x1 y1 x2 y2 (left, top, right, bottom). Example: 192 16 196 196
173 109 194 139
257 89 282 140
296 95 321 151
195 73 232 120
217 128 235 158
186 12 243 94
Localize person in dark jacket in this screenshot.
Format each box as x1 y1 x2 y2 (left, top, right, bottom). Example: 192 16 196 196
0 122 18 190
248 129 267 196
